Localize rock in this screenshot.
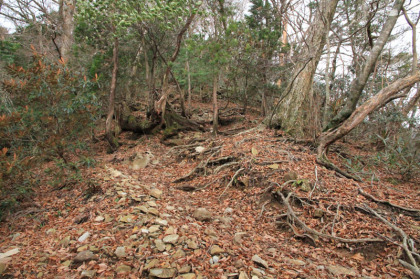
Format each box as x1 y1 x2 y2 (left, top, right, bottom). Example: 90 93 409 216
77 245 88 252
0 248 20 259
94 216 104 222
145 259 159 270
252 255 268 269
287 258 306 266
195 146 206 153
149 225 161 233
234 259 244 269
186 239 198 249
119 215 134 223
239 271 249 279
178 273 196 279
81 270 96 278
46 228 56 235
116 264 131 274
0 262 7 275
148 201 157 207
233 232 247 244
163 234 179 244
104 214 113 222
132 156 150 170
149 268 177 278
327 265 356 276
193 208 212 221
173 249 186 259
313 209 324 218
60 236 71 247
150 188 163 199
210 245 224 255
224 207 233 214
148 208 160 216
74 251 96 263
204 227 217 237
114 247 126 258
138 206 149 214
179 265 191 273
212 255 219 264
155 239 166 252
155 219 168 226
284 171 298 181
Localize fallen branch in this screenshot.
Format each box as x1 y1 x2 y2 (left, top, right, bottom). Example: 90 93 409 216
276 191 383 243
316 155 362 182
358 188 420 217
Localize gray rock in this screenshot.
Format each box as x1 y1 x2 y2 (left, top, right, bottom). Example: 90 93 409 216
238 271 249 279
179 265 191 273
74 251 96 263
252 255 268 269
163 234 179 244
173 249 186 259
212 255 220 264
149 268 177 278
81 270 96 278
186 239 198 249
179 273 196 279
193 208 212 221
77 232 90 242
155 219 168 226
114 247 126 258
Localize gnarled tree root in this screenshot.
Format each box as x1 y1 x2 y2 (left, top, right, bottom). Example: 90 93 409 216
316 154 362 182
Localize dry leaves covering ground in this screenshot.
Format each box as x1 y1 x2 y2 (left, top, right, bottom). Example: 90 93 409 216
0 107 419 279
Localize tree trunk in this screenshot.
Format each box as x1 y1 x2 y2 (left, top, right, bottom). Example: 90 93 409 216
105 36 119 150
59 0 75 61
322 21 331 129
318 71 420 158
273 0 339 138
212 75 219 135
327 0 405 129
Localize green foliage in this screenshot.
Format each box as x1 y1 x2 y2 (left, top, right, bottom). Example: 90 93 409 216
0 40 21 64
0 51 100 218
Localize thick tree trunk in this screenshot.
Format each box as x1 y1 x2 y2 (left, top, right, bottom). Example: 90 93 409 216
105 36 119 149
327 0 405 129
318 71 420 158
273 0 339 138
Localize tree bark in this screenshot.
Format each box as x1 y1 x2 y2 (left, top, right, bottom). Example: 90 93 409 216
273 0 339 138
105 36 119 149
318 71 420 158
59 0 75 61
212 74 219 135
327 0 406 129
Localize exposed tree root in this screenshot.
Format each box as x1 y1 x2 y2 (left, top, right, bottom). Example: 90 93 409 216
360 204 420 279
274 191 383 244
316 154 362 182
219 168 245 199
358 188 420 218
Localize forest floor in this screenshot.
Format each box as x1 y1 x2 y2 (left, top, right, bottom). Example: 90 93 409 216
0 103 419 279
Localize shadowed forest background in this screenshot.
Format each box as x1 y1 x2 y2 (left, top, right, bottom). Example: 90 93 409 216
0 0 420 278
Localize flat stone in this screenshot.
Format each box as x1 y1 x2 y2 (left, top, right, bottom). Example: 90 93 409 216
179 273 196 279
239 271 249 279
77 232 90 242
119 215 135 223
94 216 104 222
150 188 163 199
74 251 96 263
252 254 268 269
145 259 159 270
148 201 157 207
148 208 160 216
186 239 198 249
287 258 306 266
155 219 168 226
210 245 224 255
327 265 356 276
149 268 177 278
137 206 149 214
193 208 212 221
173 249 186 259
163 234 179 244
155 239 166 252
149 225 161 233
115 246 126 258
179 264 191 273
116 264 131 274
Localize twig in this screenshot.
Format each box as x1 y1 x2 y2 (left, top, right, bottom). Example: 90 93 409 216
258 200 271 219
219 168 245 199
331 203 340 236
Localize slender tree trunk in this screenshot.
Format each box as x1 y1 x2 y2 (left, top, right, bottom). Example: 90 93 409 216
327 0 406 129
105 36 119 149
212 74 219 135
186 54 192 113
59 0 75 61
273 0 339 138
322 24 331 129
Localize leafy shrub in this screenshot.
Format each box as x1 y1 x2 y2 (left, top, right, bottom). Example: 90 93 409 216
0 49 100 218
